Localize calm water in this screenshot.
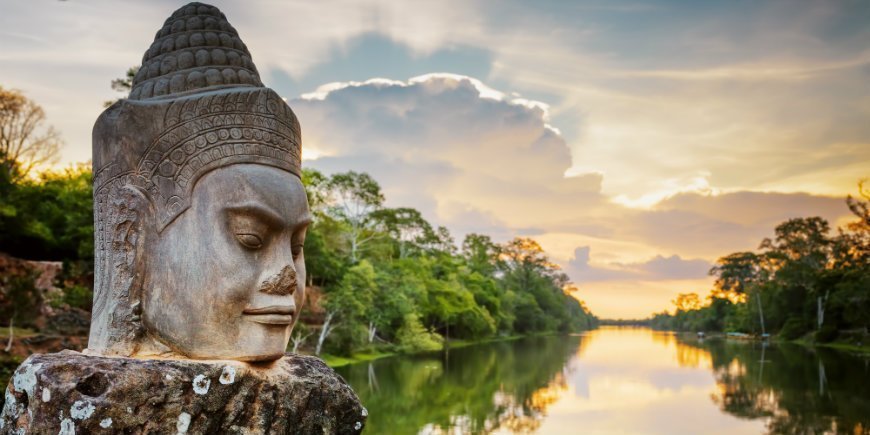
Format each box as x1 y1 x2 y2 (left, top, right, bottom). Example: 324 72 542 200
335 326 870 434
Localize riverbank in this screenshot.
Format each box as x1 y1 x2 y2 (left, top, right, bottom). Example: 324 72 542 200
320 331 563 368
333 327 870 434
791 338 870 355
671 330 870 355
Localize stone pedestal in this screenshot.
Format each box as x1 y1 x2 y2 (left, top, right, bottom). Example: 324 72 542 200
1 352 366 434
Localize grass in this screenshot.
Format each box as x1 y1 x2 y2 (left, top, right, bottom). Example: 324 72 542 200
0 326 38 339
819 341 870 354
792 338 870 355
320 332 554 368
320 350 396 368
444 333 540 350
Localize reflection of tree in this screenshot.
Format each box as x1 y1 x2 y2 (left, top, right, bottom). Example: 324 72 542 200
650 329 676 348
677 337 870 434
336 335 582 434
650 329 711 369
675 340 711 369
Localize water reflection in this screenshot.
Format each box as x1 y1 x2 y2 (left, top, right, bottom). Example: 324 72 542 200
335 327 870 434
685 337 870 434
336 335 588 434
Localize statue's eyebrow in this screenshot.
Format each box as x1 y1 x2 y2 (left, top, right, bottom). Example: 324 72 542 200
225 203 286 229
294 214 314 230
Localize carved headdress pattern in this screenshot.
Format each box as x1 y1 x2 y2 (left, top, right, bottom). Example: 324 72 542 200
93 1 301 230
130 2 263 100
89 2 301 355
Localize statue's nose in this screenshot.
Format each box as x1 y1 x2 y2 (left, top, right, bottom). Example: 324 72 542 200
258 264 297 296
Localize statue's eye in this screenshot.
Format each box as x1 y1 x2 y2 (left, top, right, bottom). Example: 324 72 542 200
236 233 263 249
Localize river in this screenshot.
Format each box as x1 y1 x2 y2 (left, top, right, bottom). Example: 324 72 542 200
334 326 870 434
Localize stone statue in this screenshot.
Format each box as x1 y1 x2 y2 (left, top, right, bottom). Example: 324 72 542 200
2 3 365 433
88 2 308 362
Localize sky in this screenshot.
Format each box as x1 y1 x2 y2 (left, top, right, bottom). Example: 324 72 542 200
1 0 867 318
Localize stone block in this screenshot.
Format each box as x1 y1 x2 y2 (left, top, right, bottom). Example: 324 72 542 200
1 352 366 434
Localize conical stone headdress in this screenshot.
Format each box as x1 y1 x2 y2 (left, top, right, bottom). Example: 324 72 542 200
90 2 301 355
94 2 300 230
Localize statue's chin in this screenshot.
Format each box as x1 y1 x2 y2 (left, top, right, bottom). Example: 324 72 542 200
126 332 285 363
234 352 286 364
176 350 286 364
132 345 287 363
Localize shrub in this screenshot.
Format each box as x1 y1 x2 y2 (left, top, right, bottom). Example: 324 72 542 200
0 272 42 328
815 324 839 343
61 285 93 311
779 317 807 340
397 313 443 353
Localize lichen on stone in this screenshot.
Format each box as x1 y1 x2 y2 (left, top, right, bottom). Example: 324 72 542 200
192 374 210 395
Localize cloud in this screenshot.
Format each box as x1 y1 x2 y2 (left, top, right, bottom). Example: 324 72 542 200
638 255 712 280
291 72 856 279
3 0 867 203
292 73 604 234
568 246 711 283
615 191 852 258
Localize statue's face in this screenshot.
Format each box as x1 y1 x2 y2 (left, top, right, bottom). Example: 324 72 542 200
142 164 310 361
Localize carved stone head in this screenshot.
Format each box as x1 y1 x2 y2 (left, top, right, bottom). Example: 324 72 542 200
88 2 309 362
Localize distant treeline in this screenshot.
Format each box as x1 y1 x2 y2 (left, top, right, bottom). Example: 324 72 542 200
0 160 598 355
647 183 869 343
287 169 598 355
599 319 651 326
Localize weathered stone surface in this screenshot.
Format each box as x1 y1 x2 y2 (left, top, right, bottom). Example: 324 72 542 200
89 2 307 363
1 352 366 434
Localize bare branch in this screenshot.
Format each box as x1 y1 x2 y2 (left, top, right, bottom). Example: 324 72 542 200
0 87 62 180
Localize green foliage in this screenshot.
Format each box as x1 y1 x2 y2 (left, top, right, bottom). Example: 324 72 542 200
302 170 598 356
0 164 93 263
649 182 870 343
396 313 443 352
58 284 93 311
0 272 42 327
104 66 139 107
0 163 598 354
815 324 839 343
780 318 807 340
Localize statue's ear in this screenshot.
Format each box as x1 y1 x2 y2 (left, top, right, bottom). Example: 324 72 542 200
109 185 153 316
90 184 155 356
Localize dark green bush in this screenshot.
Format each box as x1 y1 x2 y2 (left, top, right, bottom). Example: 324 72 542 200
0 272 42 328
815 324 839 343
61 284 93 311
779 317 807 340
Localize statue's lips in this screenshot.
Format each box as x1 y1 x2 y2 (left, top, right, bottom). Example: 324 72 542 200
243 305 295 325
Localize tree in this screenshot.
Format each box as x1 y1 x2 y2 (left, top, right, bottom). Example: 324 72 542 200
759 217 831 330
430 226 457 256
461 233 501 277
395 313 443 352
302 168 330 214
0 164 93 262
711 252 767 334
374 207 436 258
290 324 312 353
672 293 702 312
0 87 61 181
324 171 385 263
319 261 378 355
104 66 139 107
500 237 555 292
835 178 870 268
